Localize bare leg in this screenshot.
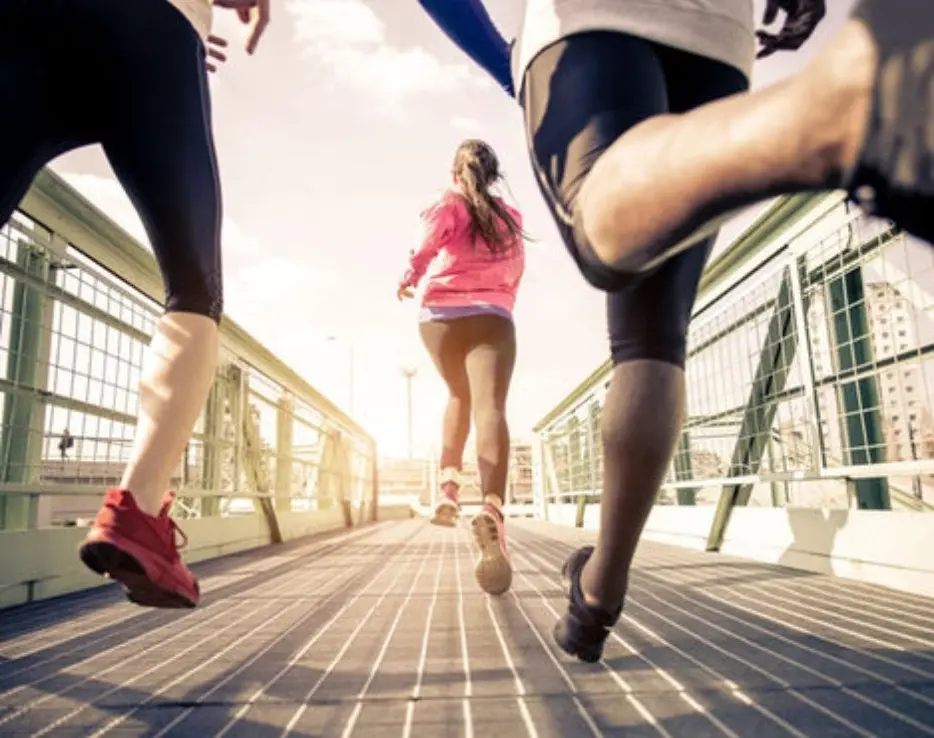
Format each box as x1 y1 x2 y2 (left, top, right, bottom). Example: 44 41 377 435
439 392 471 473
579 360 684 610
434 391 471 524
579 19 877 275
466 324 515 509
120 312 219 515
465 318 516 595
472 402 510 509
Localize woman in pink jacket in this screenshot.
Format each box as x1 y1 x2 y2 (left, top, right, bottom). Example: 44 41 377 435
398 139 525 596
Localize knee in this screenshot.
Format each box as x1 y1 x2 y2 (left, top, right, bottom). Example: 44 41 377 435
448 387 471 406
571 202 654 293
609 336 687 368
473 403 507 430
165 271 223 324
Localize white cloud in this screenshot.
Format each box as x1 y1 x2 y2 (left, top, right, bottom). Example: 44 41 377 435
286 0 482 111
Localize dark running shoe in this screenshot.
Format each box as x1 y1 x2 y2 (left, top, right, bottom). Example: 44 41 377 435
847 0 934 244
554 546 622 663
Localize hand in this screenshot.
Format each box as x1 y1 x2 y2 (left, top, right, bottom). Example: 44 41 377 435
756 0 826 59
205 35 228 73
213 0 270 55
397 285 414 301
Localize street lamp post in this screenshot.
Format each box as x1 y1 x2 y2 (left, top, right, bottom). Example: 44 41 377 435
401 365 417 459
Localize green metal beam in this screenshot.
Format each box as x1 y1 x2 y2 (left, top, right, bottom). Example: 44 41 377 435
199 375 226 517
369 451 379 522
828 268 890 509
706 265 799 551
575 493 587 528
672 430 698 506
0 243 53 530
275 394 294 513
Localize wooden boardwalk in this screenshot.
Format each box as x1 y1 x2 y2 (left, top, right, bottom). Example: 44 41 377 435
1 518 932 737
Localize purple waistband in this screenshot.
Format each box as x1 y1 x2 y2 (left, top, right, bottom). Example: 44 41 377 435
419 304 513 323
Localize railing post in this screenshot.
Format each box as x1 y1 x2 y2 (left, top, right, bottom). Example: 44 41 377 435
587 399 600 502
229 364 245 506
316 430 335 510
338 433 354 528
672 430 697 506
541 437 562 523
532 434 548 521
0 240 53 531
788 255 824 480
241 392 282 544
318 429 352 527
575 492 587 528
827 267 890 509
275 394 294 513
200 373 226 517
370 445 379 522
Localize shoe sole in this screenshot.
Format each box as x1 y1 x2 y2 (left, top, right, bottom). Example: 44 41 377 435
430 502 458 528
471 514 512 596
553 618 605 663
79 541 197 609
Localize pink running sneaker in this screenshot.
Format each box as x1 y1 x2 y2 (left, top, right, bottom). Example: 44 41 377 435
470 502 512 595
431 480 460 527
79 489 199 608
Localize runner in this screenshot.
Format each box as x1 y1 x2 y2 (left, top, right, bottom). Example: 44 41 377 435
415 0 828 662
0 0 269 609
398 139 526 596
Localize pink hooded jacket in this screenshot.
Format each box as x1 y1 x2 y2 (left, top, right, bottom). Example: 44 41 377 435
400 190 525 314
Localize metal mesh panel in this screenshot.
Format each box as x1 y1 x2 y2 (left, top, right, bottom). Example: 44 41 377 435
0 201 374 530
538 199 934 513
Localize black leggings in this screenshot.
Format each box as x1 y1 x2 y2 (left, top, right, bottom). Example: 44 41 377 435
0 0 223 322
420 314 516 502
522 31 749 367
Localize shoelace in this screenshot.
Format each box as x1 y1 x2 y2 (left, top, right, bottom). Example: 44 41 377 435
169 518 189 556
146 513 189 562
102 492 190 561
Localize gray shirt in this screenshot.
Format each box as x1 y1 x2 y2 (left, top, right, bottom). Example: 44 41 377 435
512 0 756 93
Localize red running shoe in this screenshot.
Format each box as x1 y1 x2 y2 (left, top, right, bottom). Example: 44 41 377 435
79 488 199 608
430 480 460 527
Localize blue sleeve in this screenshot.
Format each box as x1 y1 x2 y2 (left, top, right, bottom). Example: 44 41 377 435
417 0 515 98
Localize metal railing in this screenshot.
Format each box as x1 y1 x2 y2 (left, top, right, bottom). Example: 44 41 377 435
0 169 377 533
534 191 934 529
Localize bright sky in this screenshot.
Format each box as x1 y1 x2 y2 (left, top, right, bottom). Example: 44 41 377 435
50 0 857 459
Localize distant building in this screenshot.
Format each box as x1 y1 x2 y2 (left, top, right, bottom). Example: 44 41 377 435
378 457 432 504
